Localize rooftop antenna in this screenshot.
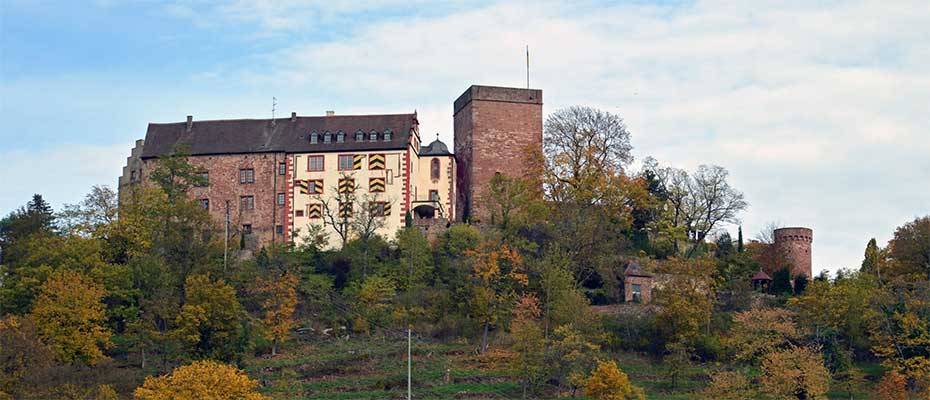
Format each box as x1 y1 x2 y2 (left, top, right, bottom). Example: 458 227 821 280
271 96 277 128
526 45 530 89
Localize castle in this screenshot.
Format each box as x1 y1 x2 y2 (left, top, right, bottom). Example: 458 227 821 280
119 85 543 249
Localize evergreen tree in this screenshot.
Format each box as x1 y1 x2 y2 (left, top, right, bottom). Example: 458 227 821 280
860 238 881 276
737 226 744 253
793 274 808 294
771 268 793 295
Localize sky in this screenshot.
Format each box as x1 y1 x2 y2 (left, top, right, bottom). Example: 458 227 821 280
1 0 928 275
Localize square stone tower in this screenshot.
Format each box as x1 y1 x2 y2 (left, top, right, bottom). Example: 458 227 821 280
453 85 542 222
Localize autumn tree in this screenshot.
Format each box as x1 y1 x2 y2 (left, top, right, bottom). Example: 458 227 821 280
583 360 646 400
31 269 111 365
481 172 545 237
467 241 528 353
655 280 712 347
860 238 885 281
252 272 298 356
58 185 118 237
870 283 930 384
547 324 601 396
759 346 831 400
886 216 930 280
134 360 268 400
509 294 546 399
0 315 54 398
173 274 244 361
701 370 753 400
352 275 396 334
727 307 800 364
874 370 907 400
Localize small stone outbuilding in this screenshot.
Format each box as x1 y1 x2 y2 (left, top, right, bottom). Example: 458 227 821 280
622 261 654 304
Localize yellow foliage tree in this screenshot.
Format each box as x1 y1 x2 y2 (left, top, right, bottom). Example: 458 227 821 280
133 360 268 400
728 307 800 364
30 269 111 365
510 294 546 399
759 346 830 400
584 360 646 400
701 370 753 400
253 272 298 355
467 241 527 353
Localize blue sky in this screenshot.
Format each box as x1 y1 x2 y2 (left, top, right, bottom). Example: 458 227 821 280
2 0 929 274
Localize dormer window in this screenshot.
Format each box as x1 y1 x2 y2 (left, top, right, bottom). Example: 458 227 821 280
336 131 345 143
355 130 364 141
323 131 331 144
383 130 392 141
369 130 378 141
309 132 318 144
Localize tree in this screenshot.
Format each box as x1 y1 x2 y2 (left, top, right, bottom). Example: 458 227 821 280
759 346 831 400
0 315 54 398
772 267 793 295
861 238 884 280
756 221 783 244
886 216 930 280
714 232 734 259
58 185 118 237
583 360 646 400
352 275 396 334
0 194 56 265
134 360 268 400
173 274 244 361
727 308 800 364
874 370 907 400
147 148 207 202
509 294 546 399
30 269 111 365
737 226 744 253
701 370 753 400
252 272 298 356
467 241 528 353
481 172 545 237
655 278 712 346
870 284 930 384
547 324 601 396
543 106 633 186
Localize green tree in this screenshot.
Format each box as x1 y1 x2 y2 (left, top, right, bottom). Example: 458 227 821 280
861 238 883 279
886 216 930 280
467 241 528 353
771 267 793 295
173 274 244 361
510 295 546 399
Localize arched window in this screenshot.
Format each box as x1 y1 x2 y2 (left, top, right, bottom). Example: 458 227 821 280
431 158 440 180
355 130 364 141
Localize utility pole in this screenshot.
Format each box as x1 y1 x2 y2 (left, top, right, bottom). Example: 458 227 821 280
224 200 230 273
407 238 413 400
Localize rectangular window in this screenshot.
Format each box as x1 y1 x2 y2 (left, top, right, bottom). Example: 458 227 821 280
338 154 354 171
370 202 390 217
295 209 304 217
242 224 252 235
199 198 210 210
240 195 255 211
386 169 393 185
277 193 285 205
239 168 254 184
429 190 439 202
278 162 286 175
308 155 324 171
276 225 284 235
195 171 209 187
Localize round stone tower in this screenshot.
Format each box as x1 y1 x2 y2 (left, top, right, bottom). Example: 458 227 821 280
773 227 813 278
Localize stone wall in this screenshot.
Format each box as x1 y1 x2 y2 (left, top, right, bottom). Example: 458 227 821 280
453 85 542 222
141 152 287 250
773 227 813 278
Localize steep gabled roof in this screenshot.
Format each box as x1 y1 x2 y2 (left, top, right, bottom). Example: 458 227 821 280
141 113 417 159
624 261 653 278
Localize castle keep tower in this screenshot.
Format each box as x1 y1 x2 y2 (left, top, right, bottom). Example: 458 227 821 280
773 227 813 278
453 85 542 222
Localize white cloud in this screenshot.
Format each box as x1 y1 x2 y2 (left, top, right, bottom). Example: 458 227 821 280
0 144 128 213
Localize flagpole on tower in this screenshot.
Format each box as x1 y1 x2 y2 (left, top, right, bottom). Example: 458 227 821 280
526 45 530 89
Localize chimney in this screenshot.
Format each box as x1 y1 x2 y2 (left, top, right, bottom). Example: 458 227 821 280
291 112 297 122
325 110 335 117
186 115 193 132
